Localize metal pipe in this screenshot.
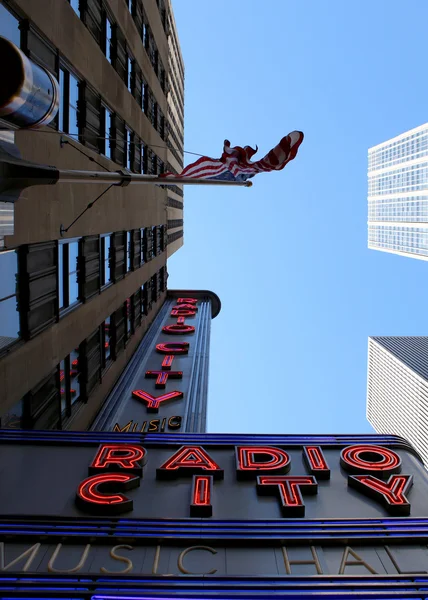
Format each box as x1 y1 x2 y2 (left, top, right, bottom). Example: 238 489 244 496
0 37 59 129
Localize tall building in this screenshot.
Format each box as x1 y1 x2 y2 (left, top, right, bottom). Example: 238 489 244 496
368 123 428 260
0 0 185 427
367 336 428 465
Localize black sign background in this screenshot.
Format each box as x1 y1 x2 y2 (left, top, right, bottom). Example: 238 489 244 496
1 434 427 520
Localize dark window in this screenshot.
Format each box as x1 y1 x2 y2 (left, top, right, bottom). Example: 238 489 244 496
0 4 21 47
0 250 19 351
111 231 126 282
133 288 142 329
60 349 81 417
132 136 141 173
100 234 112 286
145 226 154 260
125 297 132 340
151 273 158 303
102 316 111 367
58 239 81 310
141 144 147 173
126 231 132 272
132 229 141 269
141 78 147 112
19 242 57 340
114 116 126 166
127 55 133 93
82 84 102 152
111 304 126 358
141 283 146 316
140 228 146 263
105 15 113 63
79 235 100 301
126 127 132 170
80 327 101 398
103 105 113 158
167 229 184 246
59 68 81 138
84 0 103 45
152 225 158 257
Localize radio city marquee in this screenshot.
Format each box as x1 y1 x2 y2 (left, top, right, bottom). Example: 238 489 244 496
1 433 428 576
112 296 201 433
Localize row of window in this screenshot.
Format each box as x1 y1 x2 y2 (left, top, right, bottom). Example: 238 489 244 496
0 3 169 170
0 226 167 356
68 0 166 93
0 266 167 431
167 229 184 246
59 62 166 172
167 219 184 230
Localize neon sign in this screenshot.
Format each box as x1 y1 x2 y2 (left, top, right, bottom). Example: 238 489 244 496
75 443 415 516
131 299 199 415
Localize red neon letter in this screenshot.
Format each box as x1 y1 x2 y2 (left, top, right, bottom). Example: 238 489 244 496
177 298 198 304
341 445 402 476
236 447 291 480
132 390 183 413
190 475 213 517
161 355 174 370
172 303 198 312
171 309 197 317
348 474 413 516
89 444 146 475
162 324 195 335
145 370 183 388
257 476 318 517
156 342 190 355
303 446 330 479
76 473 140 515
157 446 224 479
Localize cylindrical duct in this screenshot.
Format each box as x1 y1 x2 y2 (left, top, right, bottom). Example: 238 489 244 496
0 36 59 129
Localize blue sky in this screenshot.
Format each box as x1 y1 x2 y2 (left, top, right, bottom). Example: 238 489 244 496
168 0 428 434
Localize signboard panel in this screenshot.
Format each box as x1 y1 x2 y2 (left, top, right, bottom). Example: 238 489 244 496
95 292 217 434
0 433 427 520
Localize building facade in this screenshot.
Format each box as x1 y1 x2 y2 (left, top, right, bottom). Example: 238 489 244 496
0 0 184 427
368 123 428 260
367 336 428 465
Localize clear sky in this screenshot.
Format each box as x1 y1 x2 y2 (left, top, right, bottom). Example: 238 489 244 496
168 0 428 435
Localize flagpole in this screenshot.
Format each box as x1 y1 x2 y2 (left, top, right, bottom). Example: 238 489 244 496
0 153 253 197
57 170 253 187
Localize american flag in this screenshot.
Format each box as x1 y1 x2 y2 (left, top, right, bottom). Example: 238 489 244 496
162 131 304 182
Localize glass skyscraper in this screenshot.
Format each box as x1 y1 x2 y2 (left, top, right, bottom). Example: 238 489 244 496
367 336 428 466
368 123 428 260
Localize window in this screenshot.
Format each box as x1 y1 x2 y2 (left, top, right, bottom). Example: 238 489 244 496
60 350 81 417
105 16 113 64
58 68 80 137
69 0 80 17
141 79 147 112
0 3 20 47
140 228 146 264
104 106 112 159
141 284 146 316
101 234 112 286
141 144 147 173
152 226 157 257
126 128 132 170
102 316 111 367
127 56 133 93
58 239 81 311
125 297 132 340
69 73 79 136
0 250 19 351
126 231 131 271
